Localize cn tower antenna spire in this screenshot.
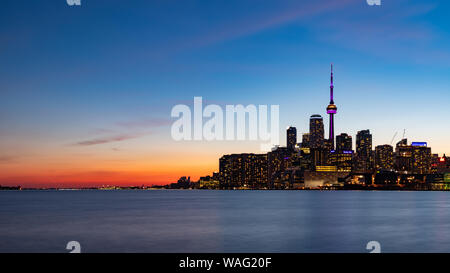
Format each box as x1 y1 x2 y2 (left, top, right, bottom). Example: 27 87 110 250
326 63 337 150
330 63 334 104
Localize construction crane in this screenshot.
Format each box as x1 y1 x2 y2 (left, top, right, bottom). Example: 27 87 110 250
390 131 398 145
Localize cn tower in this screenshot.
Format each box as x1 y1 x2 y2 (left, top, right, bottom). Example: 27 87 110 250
326 64 337 150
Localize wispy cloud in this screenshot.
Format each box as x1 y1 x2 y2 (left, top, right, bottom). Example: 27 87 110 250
0 156 17 163
156 0 359 56
73 134 144 146
192 1 352 46
116 118 171 129
74 118 166 147
312 1 448 64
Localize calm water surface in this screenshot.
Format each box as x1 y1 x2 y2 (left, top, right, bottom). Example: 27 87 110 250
1 190 450 253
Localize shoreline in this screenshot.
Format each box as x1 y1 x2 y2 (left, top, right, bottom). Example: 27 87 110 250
2 188 450 192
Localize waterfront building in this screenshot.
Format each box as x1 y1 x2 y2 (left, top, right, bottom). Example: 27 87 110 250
219 153 268 189
329 150 353 172
375 145 394 171
411 142 432 174
198 175 220 189
268 147 292 185
395 140 432 174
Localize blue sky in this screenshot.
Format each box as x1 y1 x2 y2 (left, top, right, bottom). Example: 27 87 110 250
1 0 450 185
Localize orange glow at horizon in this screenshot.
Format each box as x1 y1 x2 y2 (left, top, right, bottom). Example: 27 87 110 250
0 136 263 188
0 162 217 188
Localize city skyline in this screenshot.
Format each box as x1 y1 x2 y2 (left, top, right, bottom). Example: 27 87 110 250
1 0 450 187
193 64 447 191
4 62 448 189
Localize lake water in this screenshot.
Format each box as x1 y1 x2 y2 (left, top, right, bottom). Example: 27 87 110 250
1 190 450 253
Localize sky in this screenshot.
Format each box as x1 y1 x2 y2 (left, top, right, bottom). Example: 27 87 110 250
1 0 450 188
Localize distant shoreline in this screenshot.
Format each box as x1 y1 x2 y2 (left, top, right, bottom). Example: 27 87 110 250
2 188 450 192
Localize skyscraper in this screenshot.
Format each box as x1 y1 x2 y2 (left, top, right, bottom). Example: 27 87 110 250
336 133 352 152
331 133 353 172
395 140 432 174
287 127 297 151
395 139 411 173
356 130 372 157
309 115 324 149
411 143 432 174
219 153 268 189
301 133 310 148
355 129 373 173
268 147 291 185
375 145 394 170
326 64 337 150
329 150 353 172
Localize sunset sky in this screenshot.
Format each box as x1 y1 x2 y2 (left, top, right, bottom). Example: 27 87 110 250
1 0 450 188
